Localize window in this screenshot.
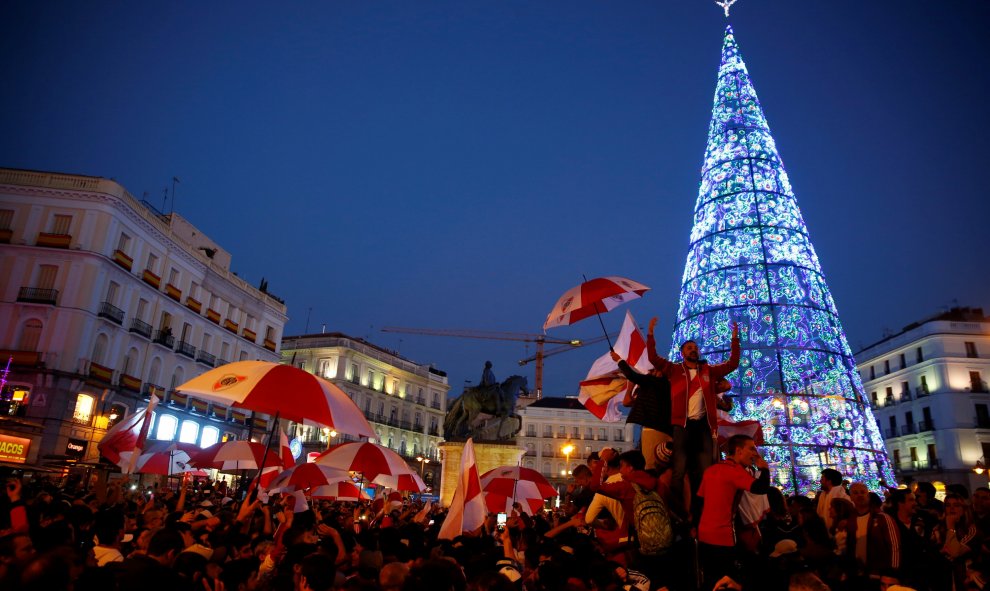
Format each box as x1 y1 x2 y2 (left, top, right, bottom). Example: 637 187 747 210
869 366 875 380
265 326 275 341
870 391 878 406
73 393 95 423
884 360 890 375
364 397 371 413
900 381 909 397
585 427 593 440
159 311 172 331
543 425 552 437
909 447 918 462
220 342 230 361
146 252 159 273
927 443 937 465
888 416 896 435
971 372 986 393
178 420 200 444
905 411 914 432
599 428 607 441
200 426 220 448
201 333 212 352
527 425 536 437
977 404 990 427
366 370 374 388
154 414 178 440
168 268 179 286
614 428 624 442
36 265 58 290
920 375 929 394
137 298 148 321
189 282 199 300
966 342 978 359
17 319 42 351
893 449 901 467
558 425 566 437
899 353 906 369
916 347 924 363
50 214 71 235
116 233 131 253
885 386 893 403
572 427 580 438
92 334 109 364
0 209 13 230
106 281 120 305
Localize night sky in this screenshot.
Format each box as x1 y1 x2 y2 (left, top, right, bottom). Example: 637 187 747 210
3 2 988 398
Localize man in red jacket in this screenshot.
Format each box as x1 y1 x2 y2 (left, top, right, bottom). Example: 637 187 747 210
646 317 740 516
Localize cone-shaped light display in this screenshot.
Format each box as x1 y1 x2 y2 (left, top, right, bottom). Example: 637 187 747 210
670 26 895 494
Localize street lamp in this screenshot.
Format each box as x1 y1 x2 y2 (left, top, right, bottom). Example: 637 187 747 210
416 455 430 477
561 442 575 477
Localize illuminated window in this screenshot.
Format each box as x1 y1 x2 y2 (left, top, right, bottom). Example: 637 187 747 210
73 393 95 424
155 414 178 440
179 420 200 444
200 426 220 448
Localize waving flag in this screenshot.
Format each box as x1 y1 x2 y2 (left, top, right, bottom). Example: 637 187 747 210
98 394 159 472
578 311 651 421
438 438 486 540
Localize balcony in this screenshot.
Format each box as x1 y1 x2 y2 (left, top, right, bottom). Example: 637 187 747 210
971 381 990 394
0 349 43 368
36 232 71 248
17 287 58 305
88 362 113 384
142 269 161 289
165 284 181 302
917 385 930 397
243 328 257 343
884 395 894 407
152 330 175 349
108 247 135 270
430 401 441 410
899 458 940 473
185 297 202 314
900 390 913 402
98 301 124 325
899 424 917 436
917 420 935 432
206 308 221 324
118 373 142 392
415 396 427 406
264 338 277 352
129 318 152 339
428 427 440 437
142 383 164 399
176 340 196 359
223 319 239 334
196 350 216 367
884 428 897 438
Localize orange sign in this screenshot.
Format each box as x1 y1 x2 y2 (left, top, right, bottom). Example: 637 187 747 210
0 434 31 464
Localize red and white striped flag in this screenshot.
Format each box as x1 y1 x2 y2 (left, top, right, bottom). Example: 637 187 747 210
578 311 651 421
438 438 486 540
98 394 159 473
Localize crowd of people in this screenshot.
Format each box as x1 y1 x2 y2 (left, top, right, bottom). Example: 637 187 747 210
1 318 983 590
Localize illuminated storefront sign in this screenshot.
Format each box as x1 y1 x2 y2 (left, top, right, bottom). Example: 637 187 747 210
0 434 31 464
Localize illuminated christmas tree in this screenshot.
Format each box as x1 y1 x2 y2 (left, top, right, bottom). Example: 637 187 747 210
670 26 895 494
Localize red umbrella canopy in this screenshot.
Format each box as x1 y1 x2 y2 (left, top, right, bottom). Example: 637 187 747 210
310 481 371 501
543 276 650 331
485 493 546 516
117 441 200 476
174 362 375 437
189 440 283 472
373 472 426 493
265 463 351 492
313 441 416 481
479 466 557 516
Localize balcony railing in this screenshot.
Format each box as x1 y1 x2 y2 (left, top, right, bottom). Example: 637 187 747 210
430 401 441 410
17 287 58 305
884 395 894 406
917 420 935 432
118 373 142 392
185 297 202 314
176 340 196 359
206 309 221 324
900 390 913 402
428 427 440 436
37 232 71 248
98 301 124 325
129 318 152 339
884 428 897 438
917 385 930 397
264 338 277 352
243 328 257 342
196 350 216 366
152 330 175 348
165 284 181 302
223 319 239 333
971 381 990 394
142 269 161 289
900 424 917 436
89 361 114 384
899 458 940 473
112 249 133 270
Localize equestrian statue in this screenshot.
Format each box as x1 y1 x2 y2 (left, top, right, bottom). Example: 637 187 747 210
444 374 528 441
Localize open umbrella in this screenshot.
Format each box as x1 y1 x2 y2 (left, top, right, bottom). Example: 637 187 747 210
373 472 427 493
313 441 417 481
190 440 283 472
116 441 200 476
175 361 375 437
543 276 650 344
264 462 351 493
310 480 371 501
480 466 557 516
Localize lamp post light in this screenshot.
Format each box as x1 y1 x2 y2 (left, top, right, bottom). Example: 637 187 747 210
561 442 575 478
416 455 430 477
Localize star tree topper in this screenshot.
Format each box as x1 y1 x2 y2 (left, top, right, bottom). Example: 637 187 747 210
715 0 738 17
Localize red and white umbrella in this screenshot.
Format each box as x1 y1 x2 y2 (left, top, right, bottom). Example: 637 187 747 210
311 480 371 501
175 361 375 437
264 462 351 493
373 472 427 493
480 466 557 516
313 441 416 481
117 441 200 476
190 440 283 472
544 276 650 331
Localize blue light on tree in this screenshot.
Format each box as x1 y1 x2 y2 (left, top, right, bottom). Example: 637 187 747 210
670 26 895 494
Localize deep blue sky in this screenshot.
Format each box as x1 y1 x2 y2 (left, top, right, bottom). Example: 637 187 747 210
3 2 988 397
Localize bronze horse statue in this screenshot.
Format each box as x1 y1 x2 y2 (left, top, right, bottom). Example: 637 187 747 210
444 375 528 439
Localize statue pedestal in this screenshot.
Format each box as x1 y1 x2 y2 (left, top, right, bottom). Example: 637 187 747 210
439 441 525 508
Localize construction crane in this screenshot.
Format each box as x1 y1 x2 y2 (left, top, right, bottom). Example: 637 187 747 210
517 332 616 367
380 326 583 399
